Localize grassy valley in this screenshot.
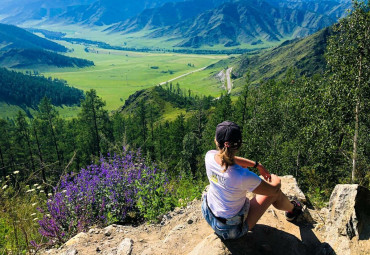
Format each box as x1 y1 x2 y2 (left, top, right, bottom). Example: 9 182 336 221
42 43 228 113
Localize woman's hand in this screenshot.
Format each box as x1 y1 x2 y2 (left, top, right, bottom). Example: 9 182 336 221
269 174 281 187
258 164 271 182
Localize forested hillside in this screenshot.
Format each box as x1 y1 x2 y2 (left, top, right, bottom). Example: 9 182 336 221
0 1 368 254
0 24 94 68
0 23 67 52
232 27 332 84
0 49 94 68
0 68 84 108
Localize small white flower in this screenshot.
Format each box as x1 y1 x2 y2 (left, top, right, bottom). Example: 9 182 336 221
33 184 39 187
39 190 44 193
6 175 9 179
48 193 53 197
2 185 8 190
13 171 19 175
26 189 35 193
32 203 37 207
62 190 67 193
33 218 38 221
46 214 51 217
31 213 36 216
36 186 42 189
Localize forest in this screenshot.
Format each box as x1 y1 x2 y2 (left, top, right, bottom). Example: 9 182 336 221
0 68 84 108
0 1 369 254
0 49 95 69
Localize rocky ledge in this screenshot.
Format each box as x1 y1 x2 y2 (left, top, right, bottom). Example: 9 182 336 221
41 176 369 255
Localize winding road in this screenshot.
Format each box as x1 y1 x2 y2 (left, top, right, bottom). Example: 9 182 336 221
158 66 209 86
158 65 234 94
225 67 233 93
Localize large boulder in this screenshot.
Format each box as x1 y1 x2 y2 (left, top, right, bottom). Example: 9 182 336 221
324 184 370 255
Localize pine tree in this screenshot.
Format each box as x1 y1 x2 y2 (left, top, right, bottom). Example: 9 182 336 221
79 89 110 158
325 0 370 182
38 97 63 170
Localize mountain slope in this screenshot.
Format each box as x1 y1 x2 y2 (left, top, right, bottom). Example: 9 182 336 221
0 23 94 68
108 0 230 34
232 27 332 84
55 0 185 26
143 0 335 48
266 0 351 19
0 23 67 52
0 49 94 69
0 0 95 24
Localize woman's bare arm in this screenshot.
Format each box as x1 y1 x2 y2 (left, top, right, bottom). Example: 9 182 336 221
234 156 271 181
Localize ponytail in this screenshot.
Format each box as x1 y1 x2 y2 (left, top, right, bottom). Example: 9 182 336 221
217 143 239 172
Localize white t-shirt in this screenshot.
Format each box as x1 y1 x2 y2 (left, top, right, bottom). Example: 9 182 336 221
205 150 262 218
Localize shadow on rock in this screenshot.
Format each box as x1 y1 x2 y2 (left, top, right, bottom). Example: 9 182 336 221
220 224 336 255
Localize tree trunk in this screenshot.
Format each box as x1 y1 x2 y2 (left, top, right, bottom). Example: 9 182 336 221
48 117 62 169
352 54 362 183
0 145 6 179
91 100 100 156
352 100 359 183
33 125 47 186
25 131 35 172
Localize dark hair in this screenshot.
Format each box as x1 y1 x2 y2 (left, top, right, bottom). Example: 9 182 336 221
215 121 242 172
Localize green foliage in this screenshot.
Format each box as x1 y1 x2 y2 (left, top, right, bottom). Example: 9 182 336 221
0 68 84 108
135 168 174 223
0 177 47 254
325 0 370 183
172 175 207 208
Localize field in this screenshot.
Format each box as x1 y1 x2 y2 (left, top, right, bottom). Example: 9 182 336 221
41 42 229 114
1 24 237 119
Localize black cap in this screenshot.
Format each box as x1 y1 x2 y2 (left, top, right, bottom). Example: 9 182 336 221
215 121 242 149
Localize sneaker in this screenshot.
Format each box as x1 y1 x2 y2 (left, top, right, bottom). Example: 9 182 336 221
285 200 303 222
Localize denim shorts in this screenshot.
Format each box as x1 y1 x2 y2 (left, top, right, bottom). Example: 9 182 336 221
201 193 249 240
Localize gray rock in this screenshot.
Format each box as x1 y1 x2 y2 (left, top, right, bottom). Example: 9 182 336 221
103 248 117 255
104 225 114 237
280 175 307 202
326 185 370 239
65 232 88 247
63 248 78 255
117 238 133 255
174 224 185 231
324 184 370 255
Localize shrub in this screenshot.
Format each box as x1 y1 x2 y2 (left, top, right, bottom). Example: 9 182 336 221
38 148 171 245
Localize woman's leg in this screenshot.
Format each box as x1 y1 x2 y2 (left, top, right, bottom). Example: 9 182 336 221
246 190 294 230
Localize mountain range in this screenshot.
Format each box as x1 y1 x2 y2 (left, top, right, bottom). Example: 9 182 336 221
0 0 352 48
143 0 337 48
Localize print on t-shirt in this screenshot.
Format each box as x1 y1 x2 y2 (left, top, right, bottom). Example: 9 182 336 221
211 172 226 186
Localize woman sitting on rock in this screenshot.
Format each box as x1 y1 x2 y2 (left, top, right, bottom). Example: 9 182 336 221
201 121 302 240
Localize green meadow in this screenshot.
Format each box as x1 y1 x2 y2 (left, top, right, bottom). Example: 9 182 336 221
42 42 228 114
